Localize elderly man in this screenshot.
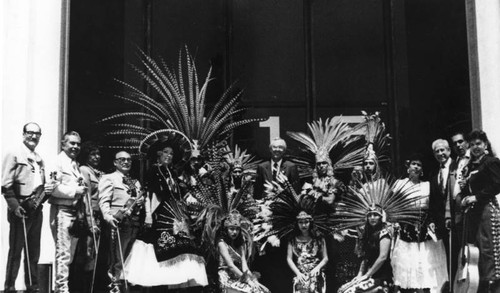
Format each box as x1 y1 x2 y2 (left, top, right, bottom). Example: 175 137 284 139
99 151 142 293
429 138 458 286
2 123 53 293
49 131 87 293
254 137 300 199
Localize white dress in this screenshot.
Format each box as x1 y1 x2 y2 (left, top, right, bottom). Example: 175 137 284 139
122 192 208 288
391 179 448 293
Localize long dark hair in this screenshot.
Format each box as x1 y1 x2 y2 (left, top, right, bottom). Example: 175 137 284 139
288 219 323 246
361 218 385 256
467 129 495 157
218 225 245 250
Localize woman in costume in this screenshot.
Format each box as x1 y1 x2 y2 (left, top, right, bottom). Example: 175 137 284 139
353 205 393 291
459 129 500 292
123 135 208 289
287 211 328 293
391 154 448 293
218 210 269 293
336 176 423 293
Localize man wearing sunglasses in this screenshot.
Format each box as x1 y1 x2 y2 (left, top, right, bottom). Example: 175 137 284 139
98 151 143 293
48 130 87 293
2 123 53 293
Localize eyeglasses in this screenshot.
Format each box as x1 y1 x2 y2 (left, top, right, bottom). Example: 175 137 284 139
25 131 42 136
115 157 132 163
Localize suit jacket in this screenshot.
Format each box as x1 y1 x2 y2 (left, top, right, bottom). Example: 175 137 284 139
254 159 300 199
80 165 101 211
98 170 141 218
49 151 84 206
429 158 458 239
1 145 45 210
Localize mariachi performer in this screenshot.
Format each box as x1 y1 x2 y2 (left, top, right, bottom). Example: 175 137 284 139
336 176 423 293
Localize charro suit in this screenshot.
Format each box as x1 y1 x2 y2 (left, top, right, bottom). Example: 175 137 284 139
49 151 83 293
98 171 142 287
253 160 300 199
2 145 45 292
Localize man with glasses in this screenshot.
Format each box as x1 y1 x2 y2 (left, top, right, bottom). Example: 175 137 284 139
99 151 143 293
2 123 53 293
48 130 87 293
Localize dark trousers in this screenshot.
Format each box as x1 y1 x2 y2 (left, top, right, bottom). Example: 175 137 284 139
4 208 43 291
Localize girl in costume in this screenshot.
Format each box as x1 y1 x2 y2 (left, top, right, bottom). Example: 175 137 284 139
218 211 269 293
287 211 328 293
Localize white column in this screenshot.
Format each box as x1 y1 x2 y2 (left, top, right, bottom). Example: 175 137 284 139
1 0 68 289
467 0 500 152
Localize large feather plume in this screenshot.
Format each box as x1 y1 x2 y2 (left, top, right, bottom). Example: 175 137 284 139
287 117 366 178
98 46 264 155
333 176 424 231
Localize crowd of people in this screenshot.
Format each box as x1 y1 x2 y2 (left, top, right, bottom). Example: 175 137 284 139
3 51 500 293
3 119 500 293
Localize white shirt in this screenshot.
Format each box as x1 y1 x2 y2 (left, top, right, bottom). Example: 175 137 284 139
271 159 283 175
23 144 43 192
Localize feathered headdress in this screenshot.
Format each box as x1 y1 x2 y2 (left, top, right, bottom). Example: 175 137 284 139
187 151 258 257
254 179 336 241
224 144 262 177
332 176 423 231
98 46 264 158
287 117 366 178
360 111 391 164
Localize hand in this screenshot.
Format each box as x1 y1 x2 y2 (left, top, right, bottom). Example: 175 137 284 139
89 225 100 235
296 273 308 284
44 182 55 194
276 173 289 184
104 214 118 228
461 195 477 207
428 222 436 232
14 206 26 218
135 196 145 206
445 218 452 230
458 179 466 190
309 267 320 277
75 185 88 196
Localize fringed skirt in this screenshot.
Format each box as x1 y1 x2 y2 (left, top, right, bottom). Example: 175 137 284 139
292 272 326 293
122 239 208 288
391 238 448 293
219 270 268 293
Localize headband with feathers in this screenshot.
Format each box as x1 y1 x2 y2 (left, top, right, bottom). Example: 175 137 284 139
332 176 423 231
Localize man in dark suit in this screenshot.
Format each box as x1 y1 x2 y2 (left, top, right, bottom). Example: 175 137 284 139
429 138 457 287
2 123 53 293
254 137 300 199
253 137 299 293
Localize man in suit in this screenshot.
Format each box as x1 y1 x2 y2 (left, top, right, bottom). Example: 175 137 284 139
49 131 87 293
99 151 142 293
254 137 300 199
2 122 53 293
429 138 457 286
253 137 299 293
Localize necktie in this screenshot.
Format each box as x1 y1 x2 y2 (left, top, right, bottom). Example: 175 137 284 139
272 162 278 180
439 164 446 194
